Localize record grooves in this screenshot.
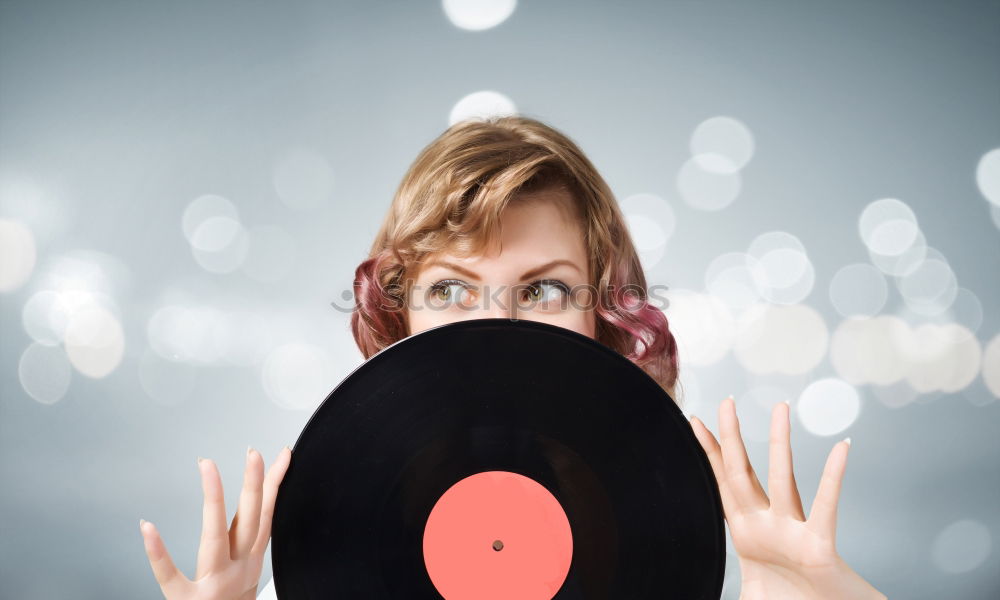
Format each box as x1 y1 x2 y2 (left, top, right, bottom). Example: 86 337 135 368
271 318 725 599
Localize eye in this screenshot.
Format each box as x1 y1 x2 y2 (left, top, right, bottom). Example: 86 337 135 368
520 279 570 307
428 279 478 306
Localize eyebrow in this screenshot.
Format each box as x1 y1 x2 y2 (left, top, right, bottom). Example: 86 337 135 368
422 259 583 282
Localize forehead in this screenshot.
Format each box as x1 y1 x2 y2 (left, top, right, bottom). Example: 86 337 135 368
499 191 583 249
422 189 587 274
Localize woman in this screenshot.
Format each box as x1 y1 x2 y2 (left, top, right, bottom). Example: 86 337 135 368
140 116 887 599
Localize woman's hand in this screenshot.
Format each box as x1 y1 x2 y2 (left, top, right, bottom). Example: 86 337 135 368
689 396 886 600
139 446 292 600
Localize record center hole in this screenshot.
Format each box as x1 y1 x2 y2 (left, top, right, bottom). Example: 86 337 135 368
492 539 504 552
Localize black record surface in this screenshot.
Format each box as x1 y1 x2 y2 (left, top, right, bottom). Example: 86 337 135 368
271 318 725 599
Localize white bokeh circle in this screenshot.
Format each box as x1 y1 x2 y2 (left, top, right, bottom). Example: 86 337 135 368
734 303 828 375
663 290 736 367
0 218 37 292
449 90 517 126
442 0 517 31
931 519 992 573
975 148 1000 206
690 116 755 174
796 378 861 437
983 332 1000 399
829 263 888 318
676 157 742 211
19 342 72 405
859 198 920 257
63 304 126 378
261 342 339 410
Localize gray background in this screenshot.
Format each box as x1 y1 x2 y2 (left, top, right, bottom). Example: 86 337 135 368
1 0 998 598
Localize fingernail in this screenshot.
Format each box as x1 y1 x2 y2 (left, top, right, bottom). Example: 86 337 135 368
197 456 205 464
284 444 293 453
783 399 790 405
139 518 146 528
843 437 852 446
247 445 254 459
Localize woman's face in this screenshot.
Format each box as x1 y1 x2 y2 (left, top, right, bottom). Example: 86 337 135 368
406 189 596 339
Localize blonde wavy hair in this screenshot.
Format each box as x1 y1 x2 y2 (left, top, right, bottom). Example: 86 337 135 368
350 115 682 404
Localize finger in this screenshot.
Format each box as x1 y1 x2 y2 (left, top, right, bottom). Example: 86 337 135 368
230 447 265 560
251 446 293 558
689 416 741 522
767 401 806 520
807 438 851 541
718 395 769 512
195 457 230 578
140 519 193 598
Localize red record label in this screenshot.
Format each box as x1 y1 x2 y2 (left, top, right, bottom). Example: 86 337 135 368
422 470 574 599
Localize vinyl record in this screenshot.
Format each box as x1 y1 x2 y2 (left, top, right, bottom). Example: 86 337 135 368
271 318 725 599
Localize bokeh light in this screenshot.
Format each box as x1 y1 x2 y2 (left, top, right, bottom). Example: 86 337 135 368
796 378 860 436
690 116 755 174
261 342 340 410
22 289 120 348
870 379 920 410
21 290 64 345
624 213 667 270
828 263 888 318
147 304 223 364
190 217 250 274
945 287 985 338
663 289 736 367
182 194 239 242
746 231 815 305
931 519 993 573
902 323 981 394
64 303 126 378
442 0 517 31
982 332 1000 399
449 90 517 125
0 173 75 243
868 228 928 278
34 249 132 299
859 198 920 257
897 256 958 317
830 315 910 387
734 303 828 375
621 193 675 272
182 195 251 273
705 252 765 317
990 203 1000 231
0 218 36 292
975 148 1000 206
18 341 72 405
15 249 130 380
830 315 983 395
676 156 742 211
189 216 244 253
